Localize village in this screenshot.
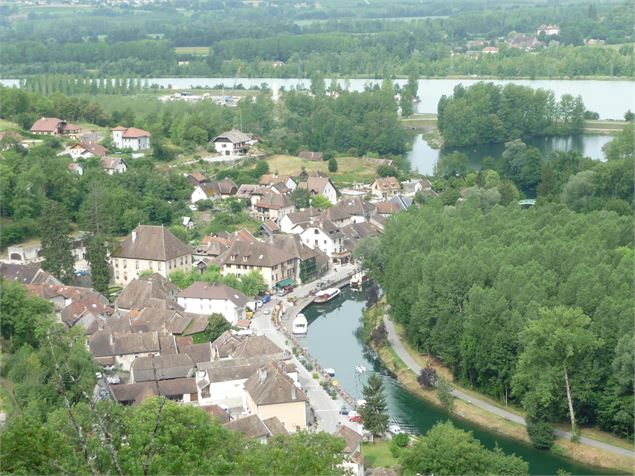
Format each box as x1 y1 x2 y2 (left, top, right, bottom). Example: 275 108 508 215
0 113 440 476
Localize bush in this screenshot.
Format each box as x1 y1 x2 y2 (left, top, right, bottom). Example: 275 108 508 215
389 433 410 457
527 418 555 449
417 365 438 389
312 372 319 379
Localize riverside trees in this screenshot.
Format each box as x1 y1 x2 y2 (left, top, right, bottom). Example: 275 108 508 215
359 202 634 441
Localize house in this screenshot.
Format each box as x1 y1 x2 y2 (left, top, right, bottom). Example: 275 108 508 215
224 414 288 443
335 425 364 476
191 181 221 203
370 177 401 200
59 141 108 160
193 236 231 264
212 130 252 156
340 221 383 256
260 220 280 237
30 117 80 137
112 126 151 151
298 150 323 161
110 378 198 405
252 192 295 222
259 175 297 191
182 216 194 231
508 33 544 51
298 176 338 205
300 218 349 264
115 273 180 313
375 195 412 216
110 225 193 285
218 178 238 198
89 330 161 369
323 198 376 227
67 162 84 175
130 354 195 383
244 363 309 432
177 282 248 324
482 46 499 54
279 208 322 234
537 24 560 37
215 240 298 291
235 184 260 199
100 156 128 174
0 263 61 286
267 234 328 284
186 172 209 187
210 332 285 361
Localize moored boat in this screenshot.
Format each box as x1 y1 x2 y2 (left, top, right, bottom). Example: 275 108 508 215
292 313 308 335
350 272 370 290
355 364 367 373
314 287 341 303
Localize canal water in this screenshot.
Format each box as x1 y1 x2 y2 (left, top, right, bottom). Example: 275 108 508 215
406 134 613 176
301 286 610 475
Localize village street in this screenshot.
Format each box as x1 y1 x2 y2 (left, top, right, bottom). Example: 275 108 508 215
250 262 358 434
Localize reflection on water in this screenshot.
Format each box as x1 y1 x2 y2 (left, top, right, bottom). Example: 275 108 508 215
406 134 613 176
302 286 612 475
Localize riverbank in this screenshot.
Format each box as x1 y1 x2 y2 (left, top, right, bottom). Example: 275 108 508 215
363 305 634 474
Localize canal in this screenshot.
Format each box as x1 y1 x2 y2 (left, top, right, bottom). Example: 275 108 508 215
406 134 613 176
300 286 610 475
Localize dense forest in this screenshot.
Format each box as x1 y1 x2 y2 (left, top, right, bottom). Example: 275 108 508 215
437 82 586 147
0 1 632 77
358 127 635 442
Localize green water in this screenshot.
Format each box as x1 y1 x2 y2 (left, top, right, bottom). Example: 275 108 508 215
301 287 613 475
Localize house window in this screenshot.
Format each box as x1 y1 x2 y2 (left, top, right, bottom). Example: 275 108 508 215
314 229 319 234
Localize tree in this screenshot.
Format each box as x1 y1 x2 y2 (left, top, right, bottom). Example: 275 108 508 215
417 365 438 389
85 233 110 296
436 377 454 411
40 200 75 283
526 416 555 449
291 188 311 209
400 422 528 476
202 313 231 342
435 151 469 178
400 90 414 117
376 164 400 178
624 110 634 121
0 280 53 350
310 194 332 209
359 373 388 436
513 307 601 438
327 157 338 173
238 269 266 296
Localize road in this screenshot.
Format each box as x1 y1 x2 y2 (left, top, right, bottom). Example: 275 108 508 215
383 315 635 459
249 263 358 433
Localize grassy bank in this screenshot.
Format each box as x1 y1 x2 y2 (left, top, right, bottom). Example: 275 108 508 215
266 154 378 185
363 306 634 474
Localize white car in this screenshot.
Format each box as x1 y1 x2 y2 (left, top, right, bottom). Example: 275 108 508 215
263 309 271 315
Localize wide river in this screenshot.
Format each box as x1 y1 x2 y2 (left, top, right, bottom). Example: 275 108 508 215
2 77 632 119
300 286 612 475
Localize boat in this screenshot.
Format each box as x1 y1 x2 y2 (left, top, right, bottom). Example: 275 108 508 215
324 368 336 377
292 313 308 335
355 364 367 373
388 423 404 435
314 287 341 303
350 271 370 291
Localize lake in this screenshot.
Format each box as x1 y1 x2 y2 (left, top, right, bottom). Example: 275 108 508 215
1 77 632 119
406 133 613 176
301 286 612 475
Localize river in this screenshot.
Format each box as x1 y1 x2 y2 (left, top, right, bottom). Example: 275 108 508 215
406 134 613 176
1 77 632 119
300 286 611 475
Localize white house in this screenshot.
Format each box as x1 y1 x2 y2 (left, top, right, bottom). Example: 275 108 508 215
191 182 221 203
211 130 252 156
370 176 401 200
299 176 338 205
537 24 560 36
110 225 193 285
259 174 297 192
177 282 248 325
112 126 151 151
279 208 322 234
300 218 348 263
59 141 108 160
100 156 128 174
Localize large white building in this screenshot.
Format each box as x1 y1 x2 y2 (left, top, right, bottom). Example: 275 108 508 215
211 130 252 156
177 282 248 324
111 225 193 285
112 126 151 151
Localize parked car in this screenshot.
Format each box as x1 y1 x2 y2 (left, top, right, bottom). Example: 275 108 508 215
106 375 121 384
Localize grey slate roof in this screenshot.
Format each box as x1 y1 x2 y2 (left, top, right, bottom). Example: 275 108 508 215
216 240 295 268
115 273 180 310
244 363 308 406
225 414 271 440
213 130 251 144
177 282 248 307
0 263 61 285
131 354 194 382
178 342 213 364
112 225 192 261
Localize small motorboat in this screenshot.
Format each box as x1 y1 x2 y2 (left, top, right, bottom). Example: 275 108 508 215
292 313 308 335
324 368 336 377
314 288 341 303
355 364 367 373
388 423 404 434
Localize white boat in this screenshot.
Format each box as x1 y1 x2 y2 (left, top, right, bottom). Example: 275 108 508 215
350 271 370 290
314 287 341 303
388 423 404 434
324 368 336 377
292 313 308 335
355 364 367 373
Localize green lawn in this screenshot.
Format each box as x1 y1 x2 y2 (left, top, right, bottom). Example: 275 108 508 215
362 440 399 468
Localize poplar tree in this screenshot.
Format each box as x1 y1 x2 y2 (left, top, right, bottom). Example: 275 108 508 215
40 201 75 284
85 233 110 296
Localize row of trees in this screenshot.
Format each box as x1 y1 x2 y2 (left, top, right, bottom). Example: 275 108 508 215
357 201 634 442
437 82 586 147
0 280 349 475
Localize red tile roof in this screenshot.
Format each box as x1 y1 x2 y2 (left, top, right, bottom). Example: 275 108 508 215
122 127 151 138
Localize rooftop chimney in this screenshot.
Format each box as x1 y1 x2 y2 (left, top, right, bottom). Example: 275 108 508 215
131 230 137 242
258 367 268 383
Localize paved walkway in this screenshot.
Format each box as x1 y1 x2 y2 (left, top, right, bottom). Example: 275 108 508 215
383 315 635 459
